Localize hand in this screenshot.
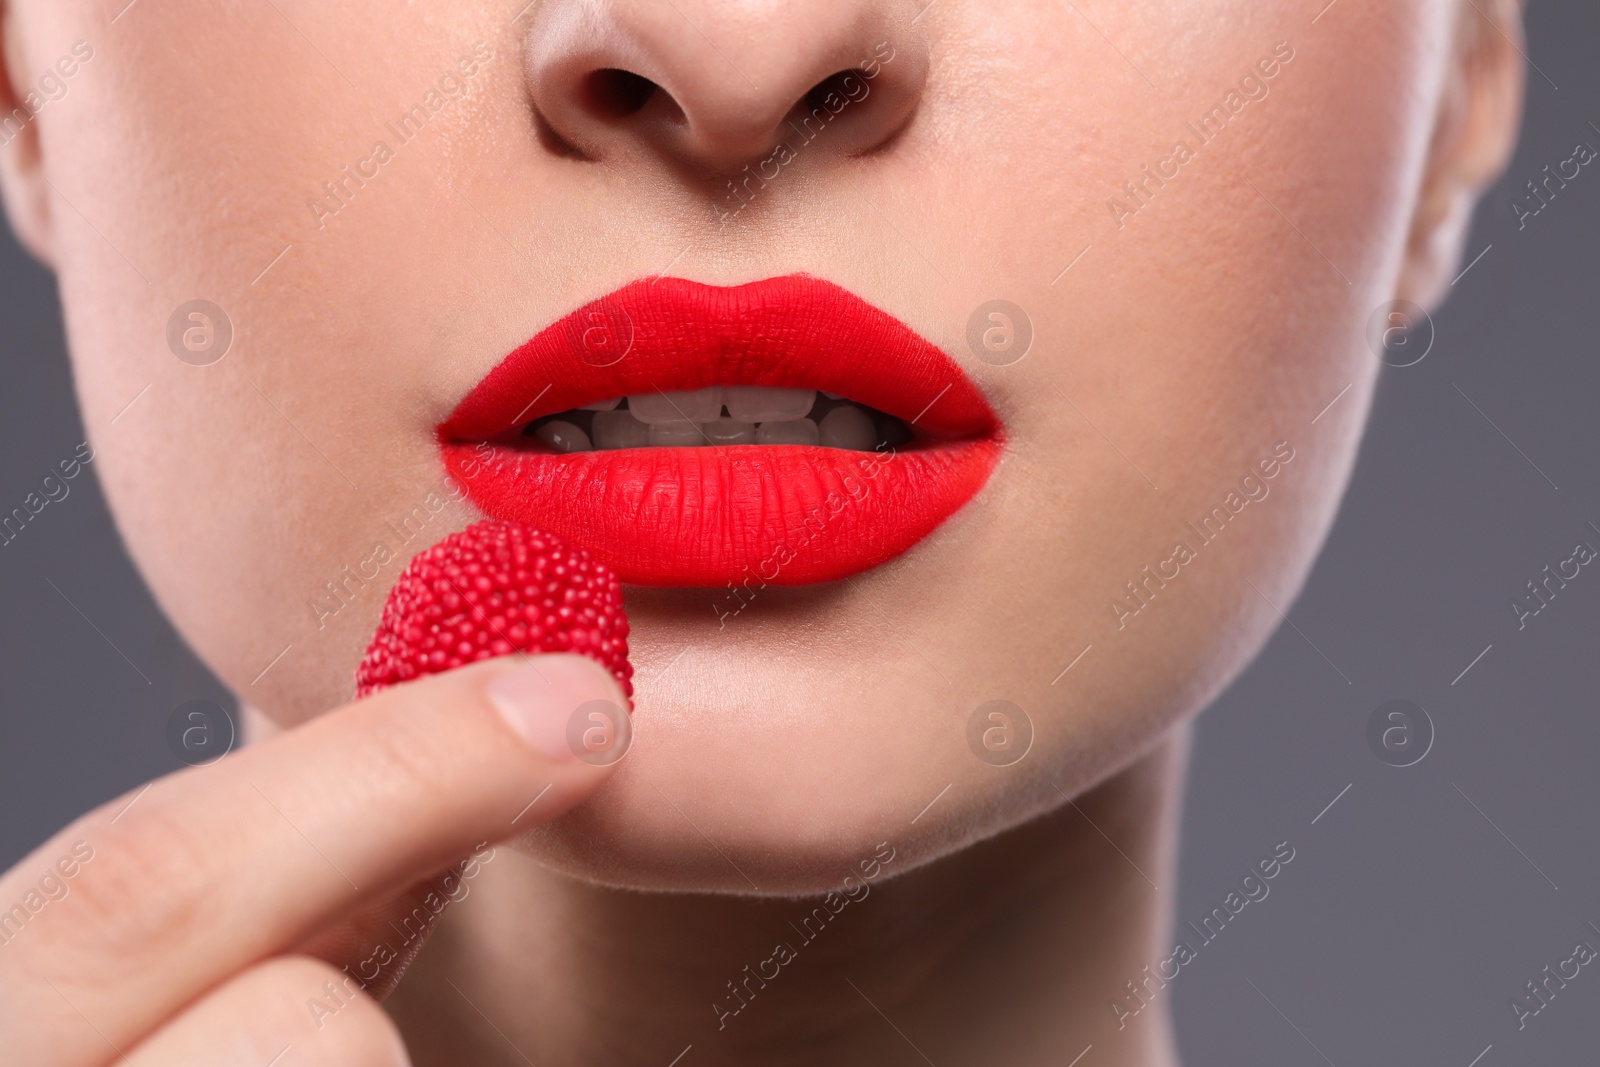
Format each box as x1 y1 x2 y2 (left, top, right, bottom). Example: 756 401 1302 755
0 654 627 1066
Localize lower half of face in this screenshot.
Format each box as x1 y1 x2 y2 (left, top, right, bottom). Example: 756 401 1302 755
25 0 1455 891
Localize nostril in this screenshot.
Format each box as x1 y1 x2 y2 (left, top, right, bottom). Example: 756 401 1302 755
801 69 873 117
525 0 929 169
584 69 661 120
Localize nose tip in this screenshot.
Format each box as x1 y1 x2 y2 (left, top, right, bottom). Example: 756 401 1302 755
525 0 930 171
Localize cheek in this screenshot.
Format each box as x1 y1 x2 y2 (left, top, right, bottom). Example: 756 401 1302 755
857 1 1456 808
39 3 506 719
901 0 1453 572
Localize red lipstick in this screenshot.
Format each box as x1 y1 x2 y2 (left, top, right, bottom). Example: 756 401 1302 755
439 275 1002 587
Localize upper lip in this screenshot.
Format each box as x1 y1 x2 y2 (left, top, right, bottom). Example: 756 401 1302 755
437 275 1003 588
439 274 999 443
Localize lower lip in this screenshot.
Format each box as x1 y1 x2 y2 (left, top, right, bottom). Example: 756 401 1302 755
440 438 1002 587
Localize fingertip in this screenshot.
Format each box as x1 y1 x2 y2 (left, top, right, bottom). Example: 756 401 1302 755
484 654 632 769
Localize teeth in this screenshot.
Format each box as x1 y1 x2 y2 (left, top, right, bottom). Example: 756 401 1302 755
592 409 650 450
756 418 820 445
819 405 876 451
535 398 902 452
724 386 816 422
627 387 723 425
534 419 593 454
647 422 709 447
702 418 757 445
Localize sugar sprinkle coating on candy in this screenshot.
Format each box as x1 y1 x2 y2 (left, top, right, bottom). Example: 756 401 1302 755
355 520 632 701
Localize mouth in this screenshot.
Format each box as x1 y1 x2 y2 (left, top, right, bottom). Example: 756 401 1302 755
439 275 1003 587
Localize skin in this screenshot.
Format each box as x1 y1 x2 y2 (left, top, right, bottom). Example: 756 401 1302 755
0 0 1524 1063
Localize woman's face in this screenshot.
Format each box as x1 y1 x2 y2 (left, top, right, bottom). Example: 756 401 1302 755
1 0 1508 891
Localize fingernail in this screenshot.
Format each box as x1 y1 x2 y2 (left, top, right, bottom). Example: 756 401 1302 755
485 656 615 763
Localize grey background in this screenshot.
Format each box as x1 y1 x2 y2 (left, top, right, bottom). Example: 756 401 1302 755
1 2 1596 1061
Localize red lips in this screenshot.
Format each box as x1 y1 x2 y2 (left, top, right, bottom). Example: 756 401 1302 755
439 275 1002 587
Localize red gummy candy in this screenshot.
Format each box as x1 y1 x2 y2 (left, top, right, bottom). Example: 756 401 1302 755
355 520 632 701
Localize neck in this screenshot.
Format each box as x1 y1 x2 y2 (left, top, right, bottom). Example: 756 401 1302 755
392 730 1189 1067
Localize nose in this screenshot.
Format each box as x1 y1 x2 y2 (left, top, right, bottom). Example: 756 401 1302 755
524 0 930 171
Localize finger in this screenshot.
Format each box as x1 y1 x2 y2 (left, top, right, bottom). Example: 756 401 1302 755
292 856 494 1002
126 955 408 1067
0 653 627 1067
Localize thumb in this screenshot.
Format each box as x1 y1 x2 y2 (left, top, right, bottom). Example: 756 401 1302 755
288 652 633 999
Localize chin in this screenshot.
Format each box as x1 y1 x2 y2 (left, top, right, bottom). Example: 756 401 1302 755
494 635 1183 898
